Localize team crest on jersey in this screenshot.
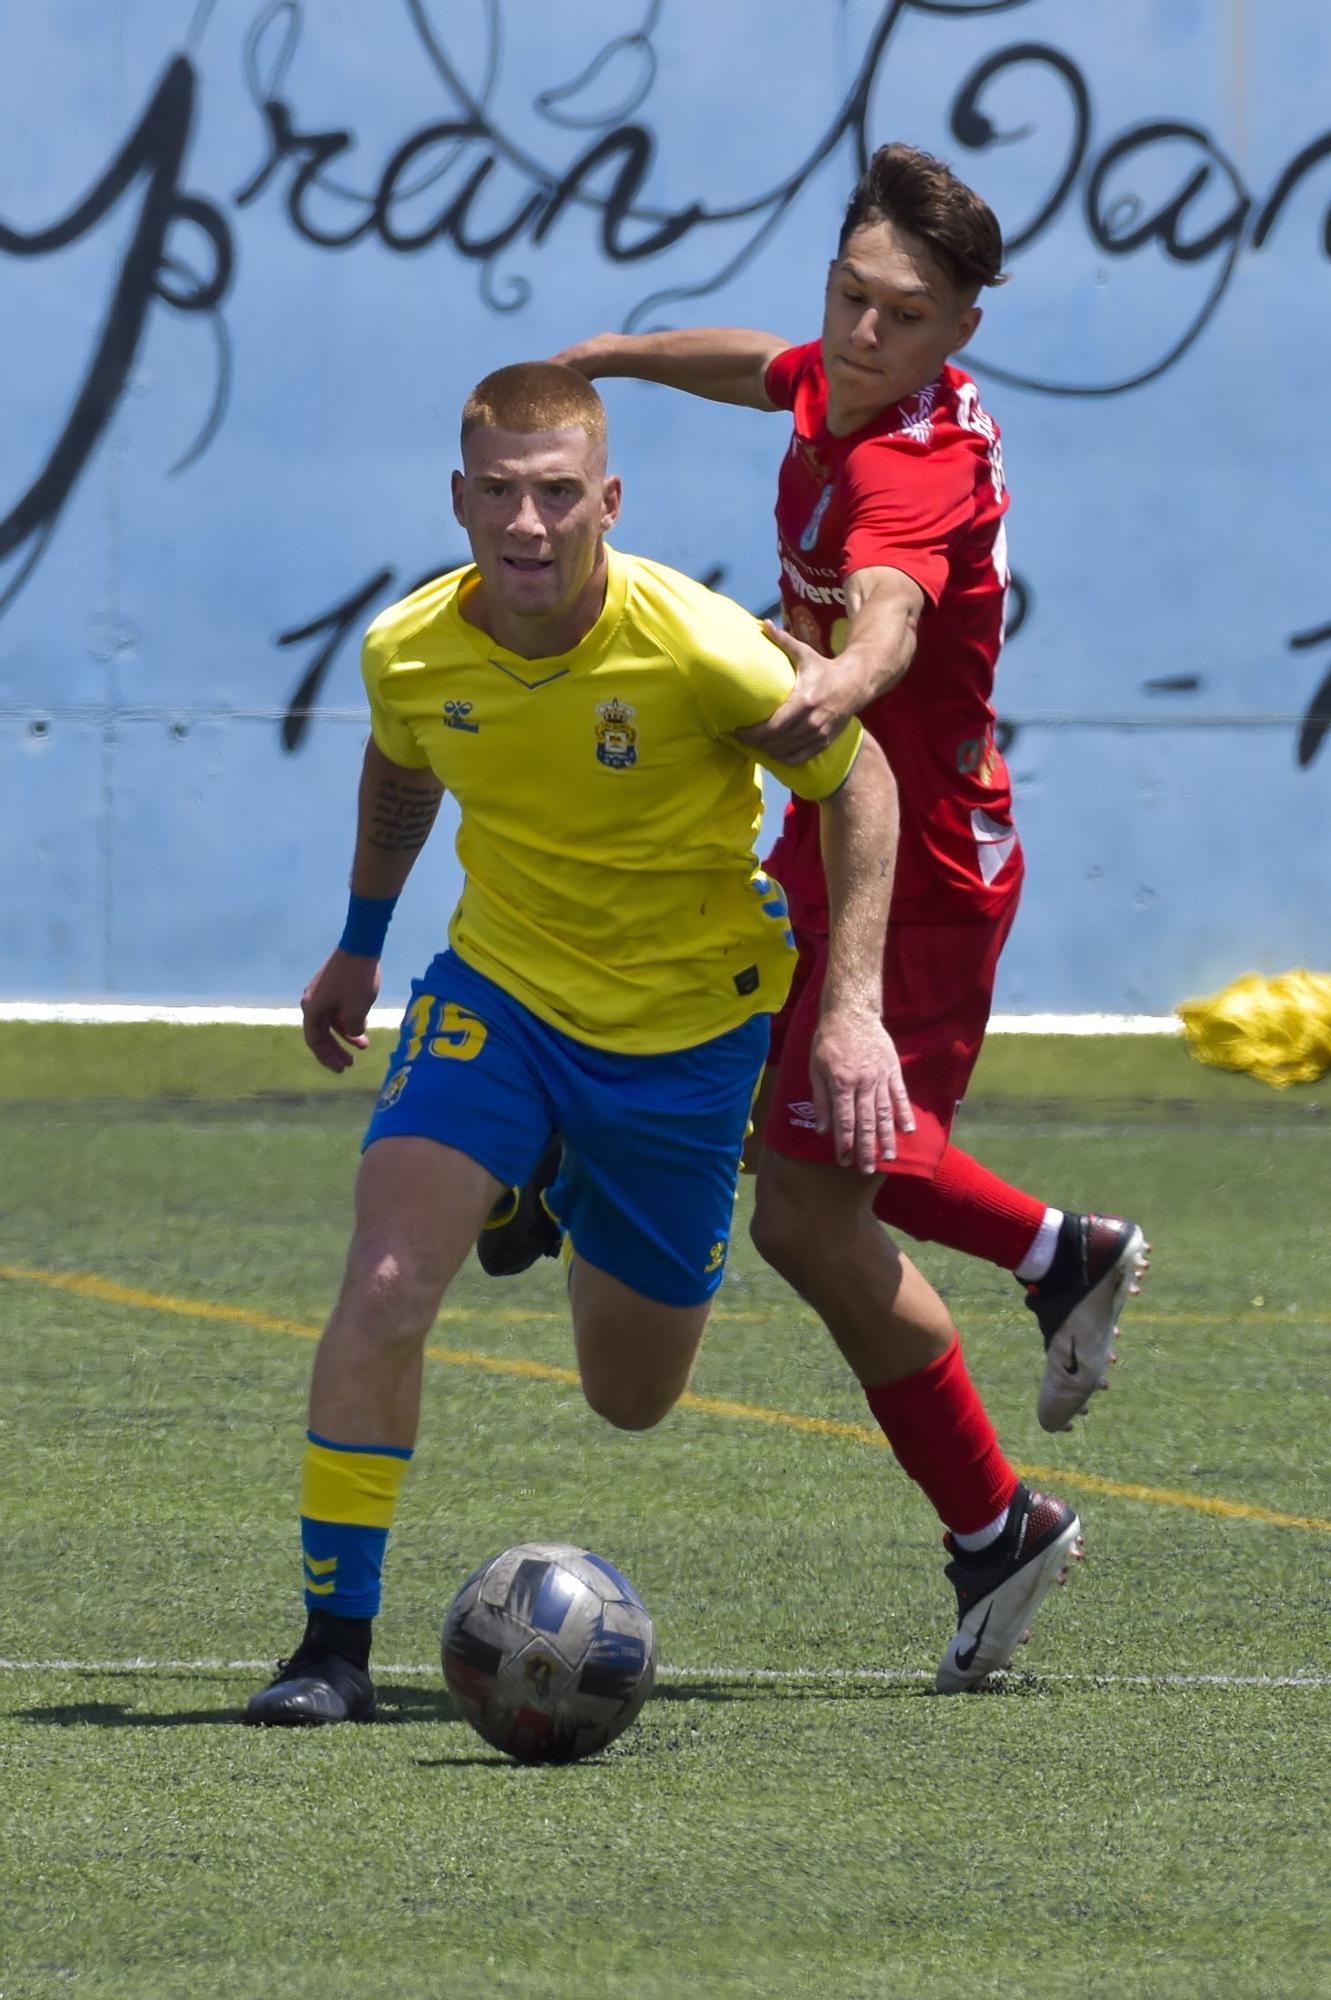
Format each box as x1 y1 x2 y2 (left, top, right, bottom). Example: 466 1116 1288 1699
594 697 638 769
377 1066 412 1110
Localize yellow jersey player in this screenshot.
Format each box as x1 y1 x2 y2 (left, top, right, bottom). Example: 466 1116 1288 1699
246 361 907 1725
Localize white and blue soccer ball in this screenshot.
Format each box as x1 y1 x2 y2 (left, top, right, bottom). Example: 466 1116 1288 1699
442 1541 657 1763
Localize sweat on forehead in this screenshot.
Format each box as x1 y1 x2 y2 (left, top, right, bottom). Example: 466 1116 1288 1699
461 361 608 449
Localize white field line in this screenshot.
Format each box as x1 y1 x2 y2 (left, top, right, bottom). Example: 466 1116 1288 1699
0 1003 1181 1034
0 1658 1327 1689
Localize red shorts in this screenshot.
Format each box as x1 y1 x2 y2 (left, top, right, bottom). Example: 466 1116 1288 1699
763 891 1020 1180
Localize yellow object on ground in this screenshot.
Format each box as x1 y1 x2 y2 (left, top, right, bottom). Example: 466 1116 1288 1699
1177 970 1331 1087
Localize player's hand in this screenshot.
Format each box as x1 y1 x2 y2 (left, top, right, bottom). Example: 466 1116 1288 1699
809 1009 914 1172
736 621 868 765
300 950 381 1073
548 338 607 379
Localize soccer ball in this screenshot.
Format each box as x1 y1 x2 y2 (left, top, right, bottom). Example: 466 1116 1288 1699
442 1541 656 1764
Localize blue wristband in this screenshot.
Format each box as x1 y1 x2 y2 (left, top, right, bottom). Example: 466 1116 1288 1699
338 892 398 958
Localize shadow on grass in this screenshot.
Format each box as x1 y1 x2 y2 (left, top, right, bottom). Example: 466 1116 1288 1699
18 1671 1049 1731
15 1681 753 1730
654 1674 1056 1703
654 1677 929 1704
17 1681 465 1729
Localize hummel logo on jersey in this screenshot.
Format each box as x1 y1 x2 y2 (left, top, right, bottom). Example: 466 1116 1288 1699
787 1100 819 1130
443 699 479 732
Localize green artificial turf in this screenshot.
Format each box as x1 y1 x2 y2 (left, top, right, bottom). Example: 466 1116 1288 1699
2 1027 1330 1998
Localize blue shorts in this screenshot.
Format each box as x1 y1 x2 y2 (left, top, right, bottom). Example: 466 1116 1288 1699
364 951 770 1307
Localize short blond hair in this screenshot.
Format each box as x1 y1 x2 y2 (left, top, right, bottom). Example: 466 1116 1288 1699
461 362 607 449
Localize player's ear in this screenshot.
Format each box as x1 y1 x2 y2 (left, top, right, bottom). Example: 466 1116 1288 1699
450 469 466 526
601 473 622 534
951 305 982 355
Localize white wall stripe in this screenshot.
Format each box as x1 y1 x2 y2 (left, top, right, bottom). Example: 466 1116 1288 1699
0 1658 1324 1688
0 1003 1182 1033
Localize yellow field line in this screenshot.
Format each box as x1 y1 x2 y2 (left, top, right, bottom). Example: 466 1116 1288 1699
5 1260 1330 1535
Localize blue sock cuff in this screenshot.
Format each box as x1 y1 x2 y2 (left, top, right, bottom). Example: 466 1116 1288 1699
301 1518 391 1620
306 1430 414 1461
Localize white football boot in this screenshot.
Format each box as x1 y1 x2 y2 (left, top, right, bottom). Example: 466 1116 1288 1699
1026 1214 1150 1433
936 1485 1083 1694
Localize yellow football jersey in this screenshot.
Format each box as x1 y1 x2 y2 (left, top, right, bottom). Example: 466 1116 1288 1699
362 547 863 1052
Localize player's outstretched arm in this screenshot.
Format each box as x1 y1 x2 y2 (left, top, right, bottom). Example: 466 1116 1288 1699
738 567 925 765
301 739 445 1074
550 328 789 410
812 736 913 1171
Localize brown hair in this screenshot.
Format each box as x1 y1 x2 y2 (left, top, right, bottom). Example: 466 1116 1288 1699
461 362 608 448
838 143 1007 293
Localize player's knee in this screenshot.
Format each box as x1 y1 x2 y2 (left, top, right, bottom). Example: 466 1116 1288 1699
340 1235 445 1345
581 1371 675 1432
749 1184 807 1284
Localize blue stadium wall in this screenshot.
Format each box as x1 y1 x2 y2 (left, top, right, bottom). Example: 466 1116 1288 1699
2 1 1326 1007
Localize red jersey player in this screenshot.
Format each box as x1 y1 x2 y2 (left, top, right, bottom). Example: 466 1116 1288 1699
759 341 1028 1190
522 146 1150 1688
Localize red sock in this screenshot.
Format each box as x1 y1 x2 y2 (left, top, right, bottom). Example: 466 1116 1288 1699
864 1334 1018 1533
874 1144 1046 1273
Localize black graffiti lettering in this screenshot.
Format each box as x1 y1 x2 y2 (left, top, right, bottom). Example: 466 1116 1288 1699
234 100 373 248
1086 124 1249 264
1296 664 1331 769
278 566 395 752
0 55 232 612
227 1 1331 406
154 193 233 311
240 96 702 270
1289 621 1331 769
962 88 1254 396
277 560 467 753
949 43 1091 256
1252 131 1331 256
7 0 1331 788
376 126 543 258
532 127 702 261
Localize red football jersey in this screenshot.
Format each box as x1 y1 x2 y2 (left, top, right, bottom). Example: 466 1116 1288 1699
763 341 1019 926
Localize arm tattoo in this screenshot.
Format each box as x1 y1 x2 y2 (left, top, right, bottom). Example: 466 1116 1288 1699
368 776 442 853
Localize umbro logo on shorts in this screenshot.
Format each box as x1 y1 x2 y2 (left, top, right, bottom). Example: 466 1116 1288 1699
787 1100 819 1130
